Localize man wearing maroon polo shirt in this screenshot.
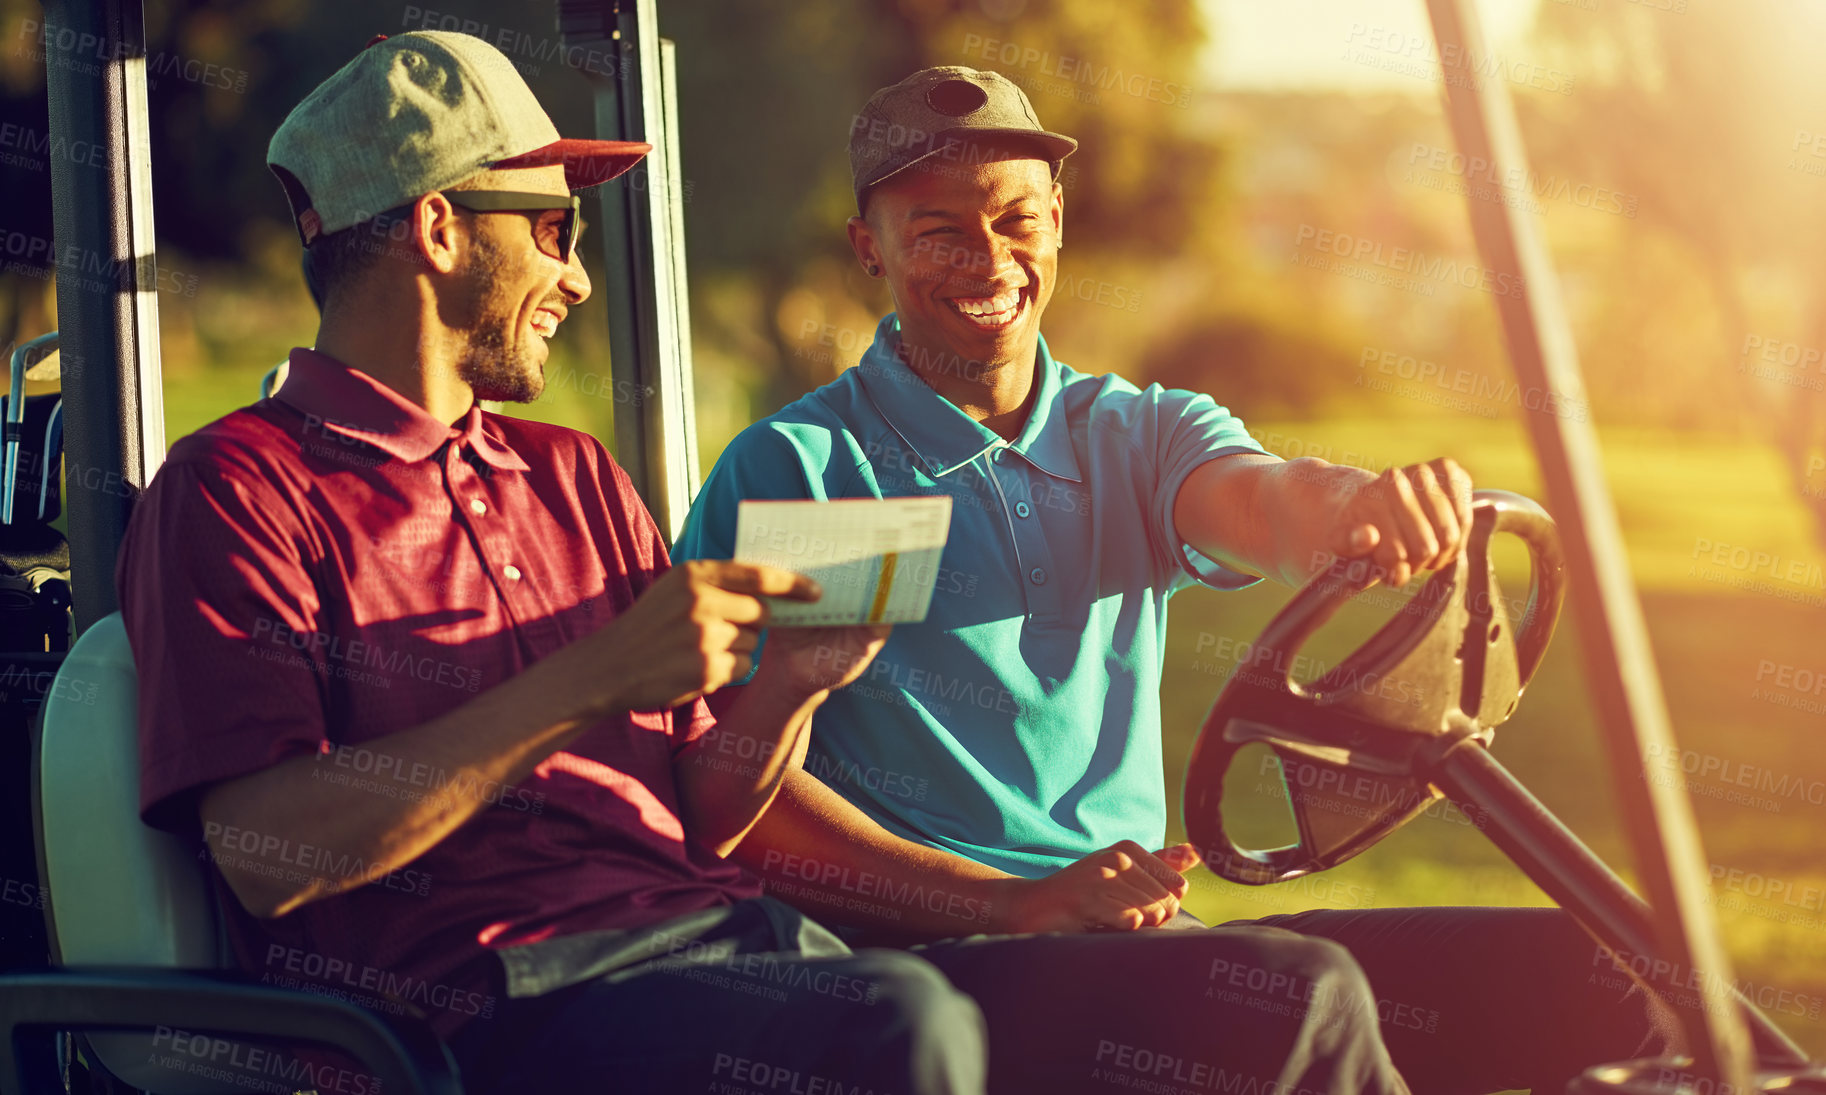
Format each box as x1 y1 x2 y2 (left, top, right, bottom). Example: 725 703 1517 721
116 31 982 1095
120 32 1421 1095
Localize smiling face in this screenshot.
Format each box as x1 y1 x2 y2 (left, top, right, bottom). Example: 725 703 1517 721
851 150 1062 383
445 164 589 402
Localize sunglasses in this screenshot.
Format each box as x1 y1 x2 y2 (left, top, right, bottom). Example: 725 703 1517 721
442 190 585 264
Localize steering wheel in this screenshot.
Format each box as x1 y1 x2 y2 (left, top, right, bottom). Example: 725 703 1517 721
1183 489 1566 884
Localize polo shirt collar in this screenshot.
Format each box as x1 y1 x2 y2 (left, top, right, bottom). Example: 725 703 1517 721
275 348 531 471
854 314 1082 483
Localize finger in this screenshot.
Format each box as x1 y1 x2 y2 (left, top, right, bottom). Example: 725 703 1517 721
1335 522 1378 560
729 626 762 654
1116 879 1182 927
1154 843 1204 878
1383 470 1435 583
1086 894 1150 932
1406 463 1460 570
1436 458 1474 555
700 586 770 628
1091 878 1179 930
1371 520 1408 587
702 619 749 667
1101 845 1180 919
697 560 822 602
1123 843 1191 898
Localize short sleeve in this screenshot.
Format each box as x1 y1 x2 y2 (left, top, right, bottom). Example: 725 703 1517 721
1148 388 1275 593
675 423 828 703
675 423 826 564
117 455 332 835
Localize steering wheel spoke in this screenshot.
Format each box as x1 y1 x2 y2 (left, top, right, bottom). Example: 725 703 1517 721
1185 490 1565 885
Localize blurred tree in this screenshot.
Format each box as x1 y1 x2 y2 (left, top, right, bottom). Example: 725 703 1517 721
1527 0 1826 548
666 0 1227 422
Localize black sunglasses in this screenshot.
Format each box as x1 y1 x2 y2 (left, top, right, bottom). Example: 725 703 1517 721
442 190 585 264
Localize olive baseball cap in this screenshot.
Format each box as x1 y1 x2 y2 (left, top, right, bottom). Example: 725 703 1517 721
268 31 650 246
848 65 1077 211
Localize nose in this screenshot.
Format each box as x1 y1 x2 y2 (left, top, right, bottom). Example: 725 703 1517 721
948 230 1018 293
559 246 591 305
968 227 1014 273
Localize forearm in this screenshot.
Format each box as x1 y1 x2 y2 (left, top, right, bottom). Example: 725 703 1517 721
1175 454 1370 587
201 629 620 919
674 663 825 856
732 767 1014 940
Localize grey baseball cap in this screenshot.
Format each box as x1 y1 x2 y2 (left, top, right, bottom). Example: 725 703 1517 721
848 66 1077 211
269 31 650 246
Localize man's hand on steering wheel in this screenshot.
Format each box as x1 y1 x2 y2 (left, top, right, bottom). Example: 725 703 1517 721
1314 457 1474 588
990 841 1204 933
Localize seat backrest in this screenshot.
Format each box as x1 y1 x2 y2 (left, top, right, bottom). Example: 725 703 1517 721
38 610 247 1093
39 611 221 968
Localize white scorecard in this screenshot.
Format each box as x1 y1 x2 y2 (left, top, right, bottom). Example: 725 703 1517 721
733 497 954 627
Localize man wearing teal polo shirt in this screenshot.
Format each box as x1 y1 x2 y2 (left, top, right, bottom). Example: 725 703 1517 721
677 66 1678 1093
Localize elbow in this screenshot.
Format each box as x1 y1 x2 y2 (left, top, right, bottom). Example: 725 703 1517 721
678 795 750 859
674 754 778 858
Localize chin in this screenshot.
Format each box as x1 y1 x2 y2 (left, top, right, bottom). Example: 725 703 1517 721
464 357 544 404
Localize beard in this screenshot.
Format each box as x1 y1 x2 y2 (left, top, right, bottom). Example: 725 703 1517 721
452 233 558 404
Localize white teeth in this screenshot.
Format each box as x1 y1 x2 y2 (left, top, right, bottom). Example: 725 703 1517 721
951 292 1021 320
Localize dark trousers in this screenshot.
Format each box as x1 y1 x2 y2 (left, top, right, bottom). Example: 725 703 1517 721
1230 907 1683 1094
450 899 1676 1095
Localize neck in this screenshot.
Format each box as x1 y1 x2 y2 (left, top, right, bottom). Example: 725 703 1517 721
897 332 1038 442
313 279 475 426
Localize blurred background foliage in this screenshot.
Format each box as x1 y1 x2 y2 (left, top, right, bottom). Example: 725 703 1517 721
3 0 1825 1053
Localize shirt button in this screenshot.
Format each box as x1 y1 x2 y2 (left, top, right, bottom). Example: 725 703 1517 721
503 564 522 581
1014 501 1032 519
1029 567 1046 585
469 498 487 516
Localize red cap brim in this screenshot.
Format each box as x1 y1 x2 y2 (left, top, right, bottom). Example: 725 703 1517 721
493 139 652 188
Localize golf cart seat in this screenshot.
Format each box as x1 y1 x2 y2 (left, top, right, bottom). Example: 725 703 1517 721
0 611 462 1094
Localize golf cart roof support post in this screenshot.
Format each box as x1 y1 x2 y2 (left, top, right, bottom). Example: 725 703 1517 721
1434 742 1807 1067
558 0 701 545
1421 0 1755 1083
39 0 167 633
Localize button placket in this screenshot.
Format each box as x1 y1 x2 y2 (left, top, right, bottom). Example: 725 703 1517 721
985 452 1063 621
446 444 530 612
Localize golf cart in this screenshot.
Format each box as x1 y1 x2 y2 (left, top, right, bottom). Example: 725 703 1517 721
0 0 1815 1091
